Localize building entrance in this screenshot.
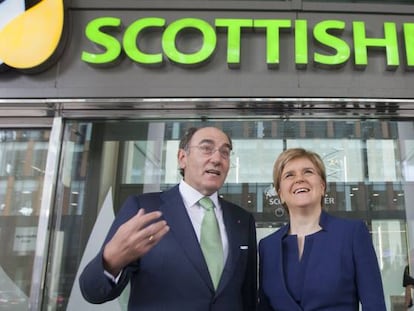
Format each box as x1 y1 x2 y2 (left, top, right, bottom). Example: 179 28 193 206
44 117 413 310
1 111 413 310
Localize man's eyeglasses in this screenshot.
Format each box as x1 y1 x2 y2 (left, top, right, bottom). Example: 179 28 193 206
187 143 233 159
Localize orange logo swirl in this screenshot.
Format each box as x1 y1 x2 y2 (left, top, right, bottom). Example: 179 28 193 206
0 0 64 70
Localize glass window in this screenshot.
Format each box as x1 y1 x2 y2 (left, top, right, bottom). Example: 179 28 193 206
402 139 414 182
372 219 408 309
0 129 50 311
367 140 399 182
44 118 414 310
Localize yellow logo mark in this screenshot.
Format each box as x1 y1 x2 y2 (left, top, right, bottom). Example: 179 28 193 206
0 0 64 69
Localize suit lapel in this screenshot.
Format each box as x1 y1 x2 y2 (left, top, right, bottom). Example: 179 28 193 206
275 225 304 311
159 186 212 289
301 211 329 306
216 200 250 293
218 201 238 291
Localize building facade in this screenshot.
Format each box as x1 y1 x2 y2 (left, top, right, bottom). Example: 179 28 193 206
1 0 414 309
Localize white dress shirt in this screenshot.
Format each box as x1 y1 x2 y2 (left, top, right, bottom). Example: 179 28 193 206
105 180 229 282
179 179 229 262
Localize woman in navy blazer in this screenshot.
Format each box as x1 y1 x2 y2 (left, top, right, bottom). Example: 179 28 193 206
258 148 386 311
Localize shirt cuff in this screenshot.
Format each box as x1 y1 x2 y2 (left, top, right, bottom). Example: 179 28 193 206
104 269 122 284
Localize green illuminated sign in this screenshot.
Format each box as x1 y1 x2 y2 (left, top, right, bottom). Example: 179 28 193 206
82 17 414 69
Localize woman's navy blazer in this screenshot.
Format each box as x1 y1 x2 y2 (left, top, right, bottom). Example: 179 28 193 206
258 211 386 311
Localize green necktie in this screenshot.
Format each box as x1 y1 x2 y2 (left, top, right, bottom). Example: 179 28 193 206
199 197 224 290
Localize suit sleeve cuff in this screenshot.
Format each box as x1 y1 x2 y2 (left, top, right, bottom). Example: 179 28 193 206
104 269 122 284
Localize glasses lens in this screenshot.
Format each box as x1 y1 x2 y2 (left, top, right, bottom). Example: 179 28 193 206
219 147 231 159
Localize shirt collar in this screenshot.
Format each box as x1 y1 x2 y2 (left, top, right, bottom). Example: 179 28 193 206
179 179 220 209
282 209 329 237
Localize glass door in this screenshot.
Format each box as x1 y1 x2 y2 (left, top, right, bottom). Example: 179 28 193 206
0 128 51 310
44 118 414 310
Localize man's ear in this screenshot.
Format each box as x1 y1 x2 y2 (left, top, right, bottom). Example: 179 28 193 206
177 149 187 169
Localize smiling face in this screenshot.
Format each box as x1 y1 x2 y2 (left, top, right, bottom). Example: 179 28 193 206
278 157 326 211
178 127 231 196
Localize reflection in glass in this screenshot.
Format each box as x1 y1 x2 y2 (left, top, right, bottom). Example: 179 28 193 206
402 140 414 182
372 220 407 310
45 119 414 310
367 140 398 182
0 129 50 310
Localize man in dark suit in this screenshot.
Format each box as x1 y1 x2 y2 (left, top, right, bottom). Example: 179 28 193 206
79 126 257 311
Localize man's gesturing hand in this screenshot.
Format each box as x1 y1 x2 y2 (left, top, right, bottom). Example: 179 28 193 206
103 208 170 277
